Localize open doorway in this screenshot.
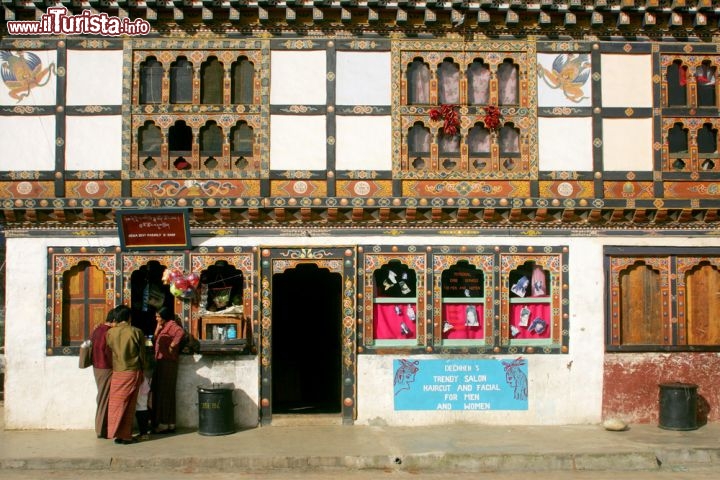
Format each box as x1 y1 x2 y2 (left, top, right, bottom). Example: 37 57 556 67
271 263 342 415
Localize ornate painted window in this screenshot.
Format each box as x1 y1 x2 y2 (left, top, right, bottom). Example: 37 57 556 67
359 245 568 355
395 40 537 180
606 247 720 352
130 44 265 178
660 55 720 174
47 247 257 356
48 249 117 355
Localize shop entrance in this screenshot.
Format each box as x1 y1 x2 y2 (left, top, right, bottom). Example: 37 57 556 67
260 247 357 425
271 263 342 416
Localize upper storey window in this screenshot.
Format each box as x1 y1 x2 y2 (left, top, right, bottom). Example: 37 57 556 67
130 47 264 177
396 41 537 180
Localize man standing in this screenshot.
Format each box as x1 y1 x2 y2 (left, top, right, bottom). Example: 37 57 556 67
106 304 147 444
90 309 116 438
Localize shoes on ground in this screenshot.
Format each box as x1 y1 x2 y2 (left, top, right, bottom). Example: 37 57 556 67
153 428 176 434
114 438 138 445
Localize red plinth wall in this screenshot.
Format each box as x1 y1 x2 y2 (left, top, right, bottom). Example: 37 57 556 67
603 352 720 424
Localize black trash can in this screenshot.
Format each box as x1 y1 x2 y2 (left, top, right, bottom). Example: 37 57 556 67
658 382 698 431
197 385 235 436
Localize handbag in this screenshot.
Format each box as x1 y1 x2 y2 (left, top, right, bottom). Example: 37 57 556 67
78 339 93 369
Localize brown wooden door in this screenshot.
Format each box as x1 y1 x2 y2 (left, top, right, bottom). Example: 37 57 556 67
62 261 107 345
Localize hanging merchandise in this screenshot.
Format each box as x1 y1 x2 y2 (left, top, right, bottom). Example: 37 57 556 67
519 305 531 327
465 305 479 327
406 305 416 322
400 321 411 336
443 321 454 333
531 266 546 297
510 325 520 337
529 317 547 335
162 268 199 300
398 272 411 295
511 276 529 297
384 270 398 291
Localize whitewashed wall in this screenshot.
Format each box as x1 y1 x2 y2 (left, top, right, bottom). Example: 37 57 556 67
5 234 719 429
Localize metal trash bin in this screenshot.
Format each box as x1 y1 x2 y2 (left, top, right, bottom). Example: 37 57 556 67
197 385 235 436
658 382 698 431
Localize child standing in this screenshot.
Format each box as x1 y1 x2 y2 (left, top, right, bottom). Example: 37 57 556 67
135 370 152 441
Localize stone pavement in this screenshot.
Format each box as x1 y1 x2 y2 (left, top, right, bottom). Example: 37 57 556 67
0 406 719 474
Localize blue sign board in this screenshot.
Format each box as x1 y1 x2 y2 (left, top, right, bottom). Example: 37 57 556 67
393 358 528 411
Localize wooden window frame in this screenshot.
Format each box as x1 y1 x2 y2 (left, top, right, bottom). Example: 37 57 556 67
605 246 720 352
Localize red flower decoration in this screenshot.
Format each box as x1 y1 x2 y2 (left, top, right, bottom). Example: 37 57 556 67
429 104 461 136
483 105 502 132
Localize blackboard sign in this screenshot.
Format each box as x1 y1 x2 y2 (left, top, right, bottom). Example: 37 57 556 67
394 358 528 411
117 209 191 251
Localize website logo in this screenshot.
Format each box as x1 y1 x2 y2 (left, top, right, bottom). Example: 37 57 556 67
6 7 151 36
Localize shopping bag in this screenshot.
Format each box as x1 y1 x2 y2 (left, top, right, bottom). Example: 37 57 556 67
78 339 93 369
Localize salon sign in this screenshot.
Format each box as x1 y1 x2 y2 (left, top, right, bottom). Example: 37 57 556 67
393 358 528 411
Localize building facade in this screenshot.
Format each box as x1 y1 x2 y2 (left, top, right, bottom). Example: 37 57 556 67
1 0 719 430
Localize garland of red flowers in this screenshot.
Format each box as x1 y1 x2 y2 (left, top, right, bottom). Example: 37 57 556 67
483 105 502 132
429 104 460 136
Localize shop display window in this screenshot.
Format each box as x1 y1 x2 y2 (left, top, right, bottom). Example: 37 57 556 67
439 260 487 344
372 261 419 342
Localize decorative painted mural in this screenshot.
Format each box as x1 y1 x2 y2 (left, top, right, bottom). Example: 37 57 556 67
537 53 592 107
0 50 56 104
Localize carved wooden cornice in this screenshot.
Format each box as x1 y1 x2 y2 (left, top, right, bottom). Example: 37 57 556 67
2 196 720 234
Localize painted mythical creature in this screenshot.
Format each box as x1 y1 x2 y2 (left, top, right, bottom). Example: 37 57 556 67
0 51 56 103
538 53 591 103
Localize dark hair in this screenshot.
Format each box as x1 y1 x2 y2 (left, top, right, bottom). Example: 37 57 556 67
157 306 174 321
105 309 116 324
114 305 131 323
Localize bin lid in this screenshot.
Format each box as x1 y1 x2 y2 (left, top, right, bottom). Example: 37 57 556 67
659 382 698 389
197 383 233 393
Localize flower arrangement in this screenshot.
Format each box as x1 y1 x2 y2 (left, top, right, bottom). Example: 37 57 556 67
483 105 502 133
429 104 460 136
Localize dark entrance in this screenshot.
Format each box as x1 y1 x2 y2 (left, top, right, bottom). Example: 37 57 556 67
271 263 342 415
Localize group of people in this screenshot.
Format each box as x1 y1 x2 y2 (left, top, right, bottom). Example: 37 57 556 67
90 304 186 444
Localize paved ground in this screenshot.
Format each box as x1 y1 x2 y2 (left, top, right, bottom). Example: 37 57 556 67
0 401 719 476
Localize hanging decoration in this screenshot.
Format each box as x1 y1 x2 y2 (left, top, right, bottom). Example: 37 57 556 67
429 104 461 136
162 268 200 299
483 105 502 133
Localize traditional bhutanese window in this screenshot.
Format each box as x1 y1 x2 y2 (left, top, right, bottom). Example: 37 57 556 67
170 57 193 104
396 40 537 180
139 57 162 104
606 247 720 352
696 62 717 107
48 251 116 355
130 45 264 177
201 57 223 104
662 118 720 173
666 60 688 107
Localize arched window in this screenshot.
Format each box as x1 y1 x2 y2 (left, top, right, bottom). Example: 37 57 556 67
407 58 430 105
169 120 192 153
231 121 253 155
201 57 223 104
468 123 491 155
467 59 490 105
62 262 108 346
499 123 520 155
498 59 519 105
437 58 460 105
696 62 717 107
667 60 688 106
408 122 431 158
668 123 688 154
139 57 163 104
138 121 162 155
697 123 717 155
170 56 193 104
200 121 223 159
232 57 255 104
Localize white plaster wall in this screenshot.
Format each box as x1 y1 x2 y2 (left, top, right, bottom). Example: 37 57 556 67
270 50 327 105
336 51 391 106
66 49 123 106
6 234 720 429
270 115 326 170
0 116 56 171
602 118 654 171
65 115 122 171
335 115 392 171
601 54 653 108
538 117 594 172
